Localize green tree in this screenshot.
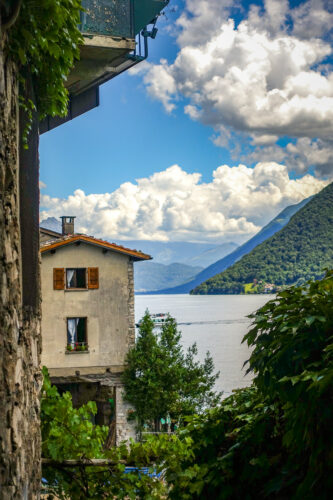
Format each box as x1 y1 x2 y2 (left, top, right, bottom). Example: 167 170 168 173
122 312 221 430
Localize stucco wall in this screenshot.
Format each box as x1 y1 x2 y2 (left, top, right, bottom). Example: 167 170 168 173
41 243 135 374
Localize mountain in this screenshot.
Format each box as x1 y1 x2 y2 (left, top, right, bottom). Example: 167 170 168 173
114 240 233 265
40 217 61 232
150 196 312 294
192 183 333 294
186 242 238 268
134 262 203 292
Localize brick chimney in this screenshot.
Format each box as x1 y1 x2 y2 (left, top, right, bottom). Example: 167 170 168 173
61 216 76 235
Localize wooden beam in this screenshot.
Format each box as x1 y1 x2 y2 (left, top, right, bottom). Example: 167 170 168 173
42 458 127 467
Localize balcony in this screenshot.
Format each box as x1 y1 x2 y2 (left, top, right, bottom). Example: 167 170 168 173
40 0 168 133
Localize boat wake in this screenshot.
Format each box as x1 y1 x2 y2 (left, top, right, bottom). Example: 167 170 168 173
177 319 249 326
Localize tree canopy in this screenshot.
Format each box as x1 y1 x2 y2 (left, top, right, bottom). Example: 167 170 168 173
122 312 221 429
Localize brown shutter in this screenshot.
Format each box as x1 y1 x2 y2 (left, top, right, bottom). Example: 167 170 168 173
88 267 99 289
53 268 65 290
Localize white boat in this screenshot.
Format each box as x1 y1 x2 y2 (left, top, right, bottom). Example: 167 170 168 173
136 313 168 328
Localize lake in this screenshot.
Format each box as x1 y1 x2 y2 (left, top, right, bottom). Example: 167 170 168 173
135 294 271 397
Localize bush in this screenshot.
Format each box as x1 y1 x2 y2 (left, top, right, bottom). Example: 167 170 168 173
165 271 333 499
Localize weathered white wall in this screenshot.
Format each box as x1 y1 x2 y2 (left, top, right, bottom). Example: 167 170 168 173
41 243 135 375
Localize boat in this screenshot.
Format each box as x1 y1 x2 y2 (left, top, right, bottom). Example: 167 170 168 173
136 313 168 328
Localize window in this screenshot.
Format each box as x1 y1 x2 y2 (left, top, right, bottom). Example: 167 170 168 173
66 268 86 289
67 317 88 351
53 267 99 290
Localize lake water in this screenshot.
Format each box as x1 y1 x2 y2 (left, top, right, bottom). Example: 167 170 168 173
135 294 271 397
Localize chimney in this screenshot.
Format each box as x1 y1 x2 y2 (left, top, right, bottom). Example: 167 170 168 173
61 216 76 235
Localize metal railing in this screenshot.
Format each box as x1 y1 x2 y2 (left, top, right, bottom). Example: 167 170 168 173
80 0 134 38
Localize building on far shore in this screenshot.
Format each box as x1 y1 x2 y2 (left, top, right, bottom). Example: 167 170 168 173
40 217 151 443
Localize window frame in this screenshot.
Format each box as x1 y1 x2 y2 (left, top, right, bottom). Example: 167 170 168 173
65 267 87 290
66 316 89 353
53 267 99 290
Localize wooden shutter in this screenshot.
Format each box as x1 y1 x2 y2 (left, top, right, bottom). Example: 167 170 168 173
88 267 99 289
53 268 65 290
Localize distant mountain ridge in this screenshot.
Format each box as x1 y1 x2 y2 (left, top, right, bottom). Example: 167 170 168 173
192 183 333 294
114 240 237 267
39 219 236 266
134 261 203 292
148 196 312 294
186 242 238 268
40 217 61 233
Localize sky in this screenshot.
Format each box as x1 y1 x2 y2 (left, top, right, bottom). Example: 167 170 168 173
40 0 333 244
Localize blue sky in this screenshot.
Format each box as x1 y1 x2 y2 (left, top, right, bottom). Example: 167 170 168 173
40 1 226 195
40 0 332 244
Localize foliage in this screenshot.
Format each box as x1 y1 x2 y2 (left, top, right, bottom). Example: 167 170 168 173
122 312 221 429
192 182 333 294
41 367 190 499
165 271 333 499
7 0 83 141
41 366 108 462
42 273 333 497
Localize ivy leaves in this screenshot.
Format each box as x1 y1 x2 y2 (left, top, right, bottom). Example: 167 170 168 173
9 0 83 119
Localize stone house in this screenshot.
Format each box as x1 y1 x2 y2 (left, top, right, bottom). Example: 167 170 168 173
40 217 151 443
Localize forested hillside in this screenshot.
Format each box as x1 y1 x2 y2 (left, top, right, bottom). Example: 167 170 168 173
192 182 333 294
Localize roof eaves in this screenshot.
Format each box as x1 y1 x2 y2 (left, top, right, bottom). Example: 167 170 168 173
40 235 152 261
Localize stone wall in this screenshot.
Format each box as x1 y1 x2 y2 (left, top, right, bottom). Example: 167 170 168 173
0 28 41 499
115 386 137 443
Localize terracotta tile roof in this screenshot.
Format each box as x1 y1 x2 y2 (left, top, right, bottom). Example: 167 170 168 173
40 234 151 261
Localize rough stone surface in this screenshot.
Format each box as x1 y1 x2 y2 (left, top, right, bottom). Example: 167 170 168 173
0 29 42 499
115 386 137 443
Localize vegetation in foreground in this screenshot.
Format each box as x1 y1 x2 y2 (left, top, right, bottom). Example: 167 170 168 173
42 271 333 498
192 182 333 294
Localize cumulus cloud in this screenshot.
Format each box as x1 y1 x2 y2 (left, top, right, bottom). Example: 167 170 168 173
291 0 333 39
245 138 333 176
135 0 333 170
40 164 327 243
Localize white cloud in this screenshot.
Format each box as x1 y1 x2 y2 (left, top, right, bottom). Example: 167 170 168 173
291 0 333 39
40 164 327 243
135 0 333 167
39 181 47 189
245 138 333 176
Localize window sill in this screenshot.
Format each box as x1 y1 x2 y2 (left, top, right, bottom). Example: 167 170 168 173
65 288 89 292
65 350 90 354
